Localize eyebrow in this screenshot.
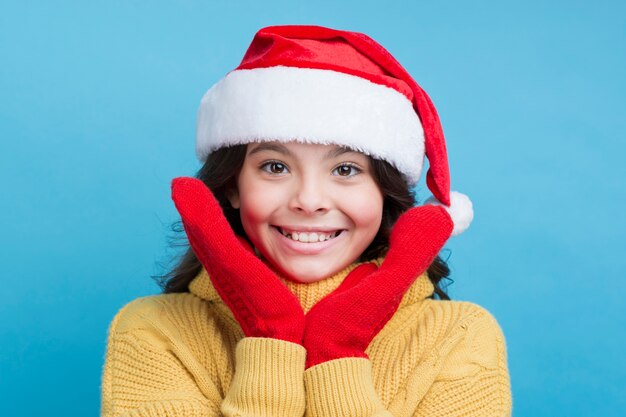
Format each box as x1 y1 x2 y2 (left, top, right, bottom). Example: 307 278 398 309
247 142 294 157
247 142 361 159
324 146 360 159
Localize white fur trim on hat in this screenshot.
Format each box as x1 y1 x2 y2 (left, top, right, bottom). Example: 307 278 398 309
196 66 425 184
425 191 474 236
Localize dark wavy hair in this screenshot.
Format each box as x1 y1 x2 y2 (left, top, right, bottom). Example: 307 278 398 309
155 144 452 299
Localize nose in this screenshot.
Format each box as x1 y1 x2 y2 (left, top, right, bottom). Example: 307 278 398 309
288 174 331 214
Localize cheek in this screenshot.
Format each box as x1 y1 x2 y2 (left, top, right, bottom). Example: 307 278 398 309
237 182 284 227
343 187 384 230
239 192 270 224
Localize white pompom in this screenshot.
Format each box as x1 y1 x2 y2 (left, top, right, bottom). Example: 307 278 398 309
425 191 474 236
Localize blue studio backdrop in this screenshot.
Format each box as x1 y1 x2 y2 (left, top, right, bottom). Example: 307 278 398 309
1 1 624 416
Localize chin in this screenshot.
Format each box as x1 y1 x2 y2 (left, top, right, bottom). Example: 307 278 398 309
277 260 349 283
277 266 326 283
285 272 328 284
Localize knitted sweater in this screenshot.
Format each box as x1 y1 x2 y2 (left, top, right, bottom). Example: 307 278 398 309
101 259 512 416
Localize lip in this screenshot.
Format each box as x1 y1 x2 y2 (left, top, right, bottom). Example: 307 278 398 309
271 225 346 255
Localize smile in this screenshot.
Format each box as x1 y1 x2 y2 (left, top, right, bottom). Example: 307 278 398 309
275 226 343 243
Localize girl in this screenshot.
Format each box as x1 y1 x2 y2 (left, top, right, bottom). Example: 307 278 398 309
101 25 512 416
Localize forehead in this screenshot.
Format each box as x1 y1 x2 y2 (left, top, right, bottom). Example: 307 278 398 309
247 141 366 159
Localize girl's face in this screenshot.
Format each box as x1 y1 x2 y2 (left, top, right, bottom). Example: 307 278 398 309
227 141 384 283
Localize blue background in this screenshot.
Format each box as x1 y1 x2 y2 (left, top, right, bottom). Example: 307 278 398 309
1 1 624 415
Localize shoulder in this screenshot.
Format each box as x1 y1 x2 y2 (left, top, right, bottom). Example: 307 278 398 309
419 299 505 336
106 292 225 343
109 293 192 332
420 299 509 376
106 291 241 352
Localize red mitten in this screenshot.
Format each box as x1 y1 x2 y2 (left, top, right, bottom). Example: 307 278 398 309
303 205 453 368
171 177 305 343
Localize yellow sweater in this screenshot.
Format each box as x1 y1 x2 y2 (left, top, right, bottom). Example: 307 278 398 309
101 259 512 416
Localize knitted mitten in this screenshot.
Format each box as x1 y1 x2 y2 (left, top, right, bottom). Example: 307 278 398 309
171 177 305 343
303 204 453 368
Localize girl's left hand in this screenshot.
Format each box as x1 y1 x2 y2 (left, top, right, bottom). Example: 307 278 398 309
302 204 453 368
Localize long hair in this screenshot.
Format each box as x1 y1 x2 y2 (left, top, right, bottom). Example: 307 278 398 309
154 144 452 299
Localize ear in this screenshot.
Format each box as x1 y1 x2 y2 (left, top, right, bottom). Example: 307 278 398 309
225 186 240 209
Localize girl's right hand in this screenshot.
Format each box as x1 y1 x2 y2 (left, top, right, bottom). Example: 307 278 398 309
171 177 305 344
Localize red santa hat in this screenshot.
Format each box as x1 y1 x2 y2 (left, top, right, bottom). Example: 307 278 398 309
196 25 473 236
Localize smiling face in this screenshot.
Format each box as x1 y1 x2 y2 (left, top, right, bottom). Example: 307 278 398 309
227 141 384 283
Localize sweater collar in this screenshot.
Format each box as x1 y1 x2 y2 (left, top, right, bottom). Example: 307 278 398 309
188 257 435 314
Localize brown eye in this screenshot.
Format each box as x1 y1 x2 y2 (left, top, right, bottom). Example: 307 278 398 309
338 166 351 176
270 162 285 173
261 161 288 175
333 164 361 177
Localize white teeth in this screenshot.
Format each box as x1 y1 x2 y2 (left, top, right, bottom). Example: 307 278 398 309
278 228 340 243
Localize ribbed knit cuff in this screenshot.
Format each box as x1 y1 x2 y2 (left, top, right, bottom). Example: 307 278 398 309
304 358 392 417
221 337 306 417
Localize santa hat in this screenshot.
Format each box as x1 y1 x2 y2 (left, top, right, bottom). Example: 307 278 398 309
196 25 473 236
